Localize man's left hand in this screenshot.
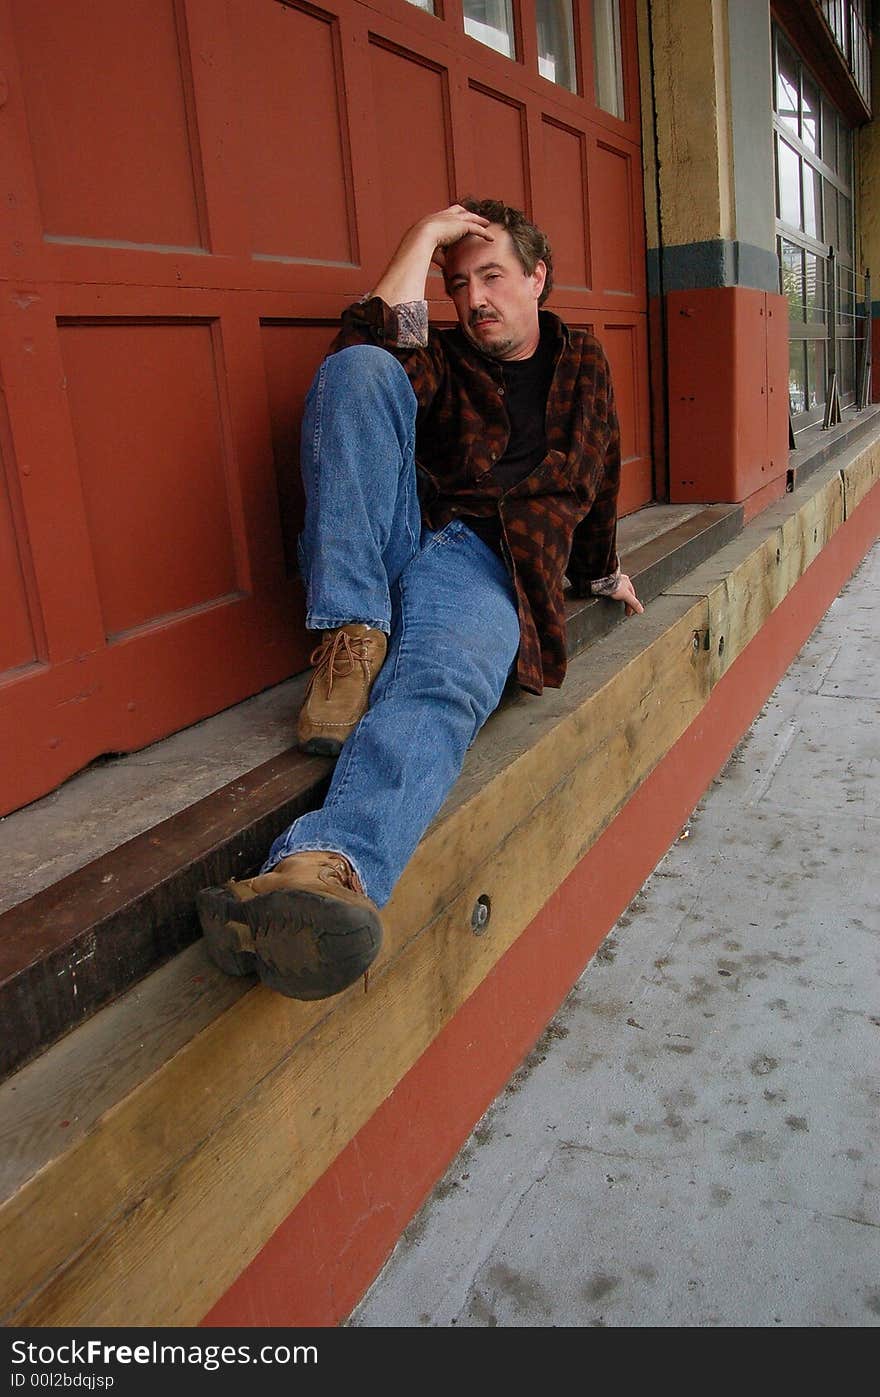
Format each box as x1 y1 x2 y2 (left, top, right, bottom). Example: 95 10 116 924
610 574 643 616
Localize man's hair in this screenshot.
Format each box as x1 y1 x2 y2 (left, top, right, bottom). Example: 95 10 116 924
460 197 554 305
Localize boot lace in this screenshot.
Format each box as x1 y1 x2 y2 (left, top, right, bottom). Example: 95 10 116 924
317 854 364 896
305 630 371 701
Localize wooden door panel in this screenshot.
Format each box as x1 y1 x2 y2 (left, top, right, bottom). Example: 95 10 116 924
0 436 38 676
590 135 641 299
538 117 591 290
595 314 652 515
11 0 204 251
261 321 339 578
467 84 529 210
236 0 357 264
58 320 243 639
369 39 456 244
0 292 107 659
0 583 298 815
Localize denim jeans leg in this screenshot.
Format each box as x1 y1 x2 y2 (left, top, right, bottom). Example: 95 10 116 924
263 524 521 905
299 344 422 636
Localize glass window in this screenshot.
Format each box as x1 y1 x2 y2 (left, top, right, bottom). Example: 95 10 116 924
838 261 854 326
536 0 577 92
404 0 435 10
803 165 822 239
774 24 858 430
806 338 826 410
804 252 825 323
821 1 871 105
777 139 801 228
789 340 807 415
821 103 837 171
781 240 805 320
838 128 853 187
463 0 515 58
802 73 820 153
593 0 624 118
839 193 852 256
822 0 847 51
823 179 839 249
839 336 855 399
775 35 799 134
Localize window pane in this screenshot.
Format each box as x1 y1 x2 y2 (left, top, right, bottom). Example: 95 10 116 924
839 194 852 257
789 339 807 415
806 338 826 410
838 336 855 399
404 0 435 10
778 139 801 228
823 178 839 250
463 0 515 58
803 164 822 239
775 35 799 135
838 128 853 188
802 73 819 153
804 252 825 324
781 240 805 321
593 0 625 117
821 102 837 172
822 1 847 51
838 262 854 326
537 0 577 92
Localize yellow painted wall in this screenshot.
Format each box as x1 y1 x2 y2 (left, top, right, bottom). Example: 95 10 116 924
857 32 880 281
642 0 735 250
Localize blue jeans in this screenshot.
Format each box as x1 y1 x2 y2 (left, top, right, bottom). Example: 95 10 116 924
262 345 521 906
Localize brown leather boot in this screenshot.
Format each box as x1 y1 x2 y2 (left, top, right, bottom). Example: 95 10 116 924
297 624 387 757
196 850 383 1000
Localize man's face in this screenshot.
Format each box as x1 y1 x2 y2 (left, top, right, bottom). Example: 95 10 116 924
443 225 546 361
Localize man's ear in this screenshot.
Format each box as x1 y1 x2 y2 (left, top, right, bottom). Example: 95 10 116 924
532 259 547 301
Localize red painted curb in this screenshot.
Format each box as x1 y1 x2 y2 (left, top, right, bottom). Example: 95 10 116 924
203 481 879 1328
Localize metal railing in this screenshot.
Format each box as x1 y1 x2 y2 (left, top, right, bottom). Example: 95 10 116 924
823 247 873 427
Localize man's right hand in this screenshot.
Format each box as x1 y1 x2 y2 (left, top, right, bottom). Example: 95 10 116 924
371 205 493 307
417 204 494 269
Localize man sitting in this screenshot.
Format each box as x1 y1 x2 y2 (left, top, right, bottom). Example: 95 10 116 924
196 199 642 1001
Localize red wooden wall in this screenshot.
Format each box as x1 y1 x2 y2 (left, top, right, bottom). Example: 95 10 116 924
0 0 649 815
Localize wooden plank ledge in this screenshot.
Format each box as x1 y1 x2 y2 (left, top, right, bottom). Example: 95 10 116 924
0 505 741 1080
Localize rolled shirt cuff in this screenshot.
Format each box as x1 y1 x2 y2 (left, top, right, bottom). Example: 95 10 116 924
589 568 622 598
392 300 429 348
356 295 429 348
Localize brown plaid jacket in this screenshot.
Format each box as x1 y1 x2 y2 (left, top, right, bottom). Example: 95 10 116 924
332 298 621 695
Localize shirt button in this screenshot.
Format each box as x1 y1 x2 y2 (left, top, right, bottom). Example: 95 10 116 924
498 386 505 396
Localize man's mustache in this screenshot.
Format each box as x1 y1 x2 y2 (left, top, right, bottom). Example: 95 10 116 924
469 310 499 327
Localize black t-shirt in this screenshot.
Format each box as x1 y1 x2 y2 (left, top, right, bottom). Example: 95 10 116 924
465 326 557 558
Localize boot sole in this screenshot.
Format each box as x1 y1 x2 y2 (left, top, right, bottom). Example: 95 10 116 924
196 885 381 1000
298 735 344 758
196 888 259 978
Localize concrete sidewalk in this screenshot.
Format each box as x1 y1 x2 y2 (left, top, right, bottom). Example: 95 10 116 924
352 540 880 1328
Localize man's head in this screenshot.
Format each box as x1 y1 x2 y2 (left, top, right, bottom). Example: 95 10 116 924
442 198 553 361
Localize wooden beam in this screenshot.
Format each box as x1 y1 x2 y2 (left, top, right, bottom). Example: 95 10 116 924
0 505 739 1080
840 435 880 515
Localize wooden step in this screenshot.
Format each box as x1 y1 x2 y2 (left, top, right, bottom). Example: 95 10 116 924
0 504 741 1080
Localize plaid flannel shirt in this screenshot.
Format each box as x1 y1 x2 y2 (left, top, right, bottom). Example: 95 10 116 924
331 297 621 695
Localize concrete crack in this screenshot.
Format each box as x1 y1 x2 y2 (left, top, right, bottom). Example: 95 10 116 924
437 1143 558 1326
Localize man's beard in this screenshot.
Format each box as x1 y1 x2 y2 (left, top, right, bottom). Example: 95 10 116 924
467 313 514 358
